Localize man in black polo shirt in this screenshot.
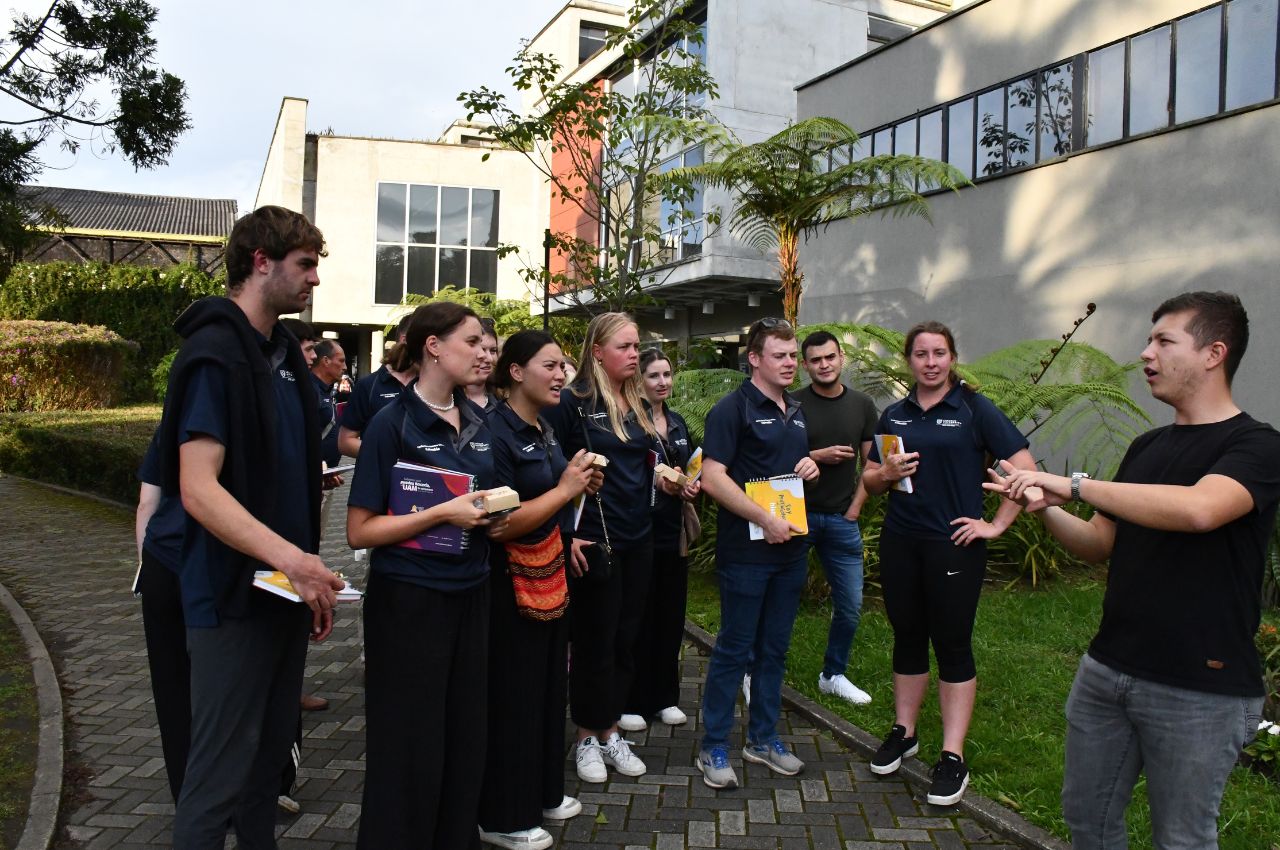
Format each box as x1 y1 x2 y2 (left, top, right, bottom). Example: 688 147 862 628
695 318 819 790
796 330 878 705
157 206 345 849
988 291 1280 848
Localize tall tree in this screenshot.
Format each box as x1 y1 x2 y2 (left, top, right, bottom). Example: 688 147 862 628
0 0 190 277
459 0 720 315
661 116 965 325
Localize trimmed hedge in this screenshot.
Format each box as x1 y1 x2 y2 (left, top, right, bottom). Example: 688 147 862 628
0 261 223 400
0 405 160 505
0 320 139 412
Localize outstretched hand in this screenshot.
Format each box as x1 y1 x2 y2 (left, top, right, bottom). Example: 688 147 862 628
982 460 1065 513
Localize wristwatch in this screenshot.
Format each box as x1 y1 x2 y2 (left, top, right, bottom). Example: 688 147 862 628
1071 471 1090 502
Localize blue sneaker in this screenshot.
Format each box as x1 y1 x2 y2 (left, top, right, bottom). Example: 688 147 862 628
696 745 739 789
743 738 804 776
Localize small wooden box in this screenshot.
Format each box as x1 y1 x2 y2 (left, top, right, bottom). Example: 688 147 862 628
654 462 689 487
483 486 521 516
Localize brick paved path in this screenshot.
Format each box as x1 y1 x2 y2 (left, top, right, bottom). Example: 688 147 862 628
0 474 1025 849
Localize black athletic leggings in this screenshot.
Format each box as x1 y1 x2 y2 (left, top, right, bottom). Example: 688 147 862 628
879 528 986 683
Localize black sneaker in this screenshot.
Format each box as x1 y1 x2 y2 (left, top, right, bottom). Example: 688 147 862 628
869 724 918 775
926 751 969 806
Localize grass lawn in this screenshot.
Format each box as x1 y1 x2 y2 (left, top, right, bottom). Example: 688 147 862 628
0 603 38 850
686 568 1280 849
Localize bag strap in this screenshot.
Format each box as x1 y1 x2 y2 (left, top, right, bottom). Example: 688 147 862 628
576 404 611 552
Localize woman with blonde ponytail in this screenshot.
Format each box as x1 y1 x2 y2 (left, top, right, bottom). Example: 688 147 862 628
545 312 661 784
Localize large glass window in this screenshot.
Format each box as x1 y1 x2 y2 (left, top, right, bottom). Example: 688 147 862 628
1226 0 1279 109
1176 8 1223 123
652 145 706 265
579 24 609 65
1130 26 1172 134
872 127 892 156
947 98 975 180
374 183 501 302
895 117 917 156
976 88 1005 175
1006 76 1036 167
1038 62 1075 159
917 110 943 164
1086 43 1126 145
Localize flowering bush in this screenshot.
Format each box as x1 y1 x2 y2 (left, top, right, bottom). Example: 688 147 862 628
1246 719 1280 779
0 320 138 412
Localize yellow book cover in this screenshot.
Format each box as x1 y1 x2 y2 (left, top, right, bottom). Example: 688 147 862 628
252 571 362 603
745 474 808 540
875 433 915 494
685 447 704 482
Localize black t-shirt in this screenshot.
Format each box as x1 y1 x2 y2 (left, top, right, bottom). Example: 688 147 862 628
794 384 877 514
1089 412 1280 696
138 431 184 572
651 407 695 550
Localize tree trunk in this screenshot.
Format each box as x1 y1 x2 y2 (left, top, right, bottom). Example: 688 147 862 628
777 226 803 326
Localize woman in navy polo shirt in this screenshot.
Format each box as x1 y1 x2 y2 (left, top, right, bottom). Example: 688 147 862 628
861 320 1034 807
620 348 701 733
478 330 601 850
347 302 505 850
544 312 659 784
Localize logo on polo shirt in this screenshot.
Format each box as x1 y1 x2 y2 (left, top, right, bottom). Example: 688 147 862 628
469 441 490 452
793 420 806 429
278 369 295 382
755 418 776 426
674 438 688 446
520 443 537 453
380 392 398 399
890 418 912 426
416 443 444 452
936 418 962 428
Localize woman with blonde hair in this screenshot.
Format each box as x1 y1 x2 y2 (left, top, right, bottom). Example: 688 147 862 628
545 312 660 784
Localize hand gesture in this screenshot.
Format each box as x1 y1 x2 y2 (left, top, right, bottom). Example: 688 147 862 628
883 450 920 482
443 490 492 529
557 449 597 500
949 516 1003 547
983 460 1068 512
278 549 345 641
811 444 856 465
568 537 595 577
794 456 819 481
679 477 701 501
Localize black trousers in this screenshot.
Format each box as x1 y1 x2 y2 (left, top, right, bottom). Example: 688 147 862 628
478 565 569 833
357 572 489 850
567 533 653 731
626 547 689 718
138 551 190 803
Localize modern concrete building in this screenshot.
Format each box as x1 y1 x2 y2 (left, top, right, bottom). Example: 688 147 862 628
796 0 1280 423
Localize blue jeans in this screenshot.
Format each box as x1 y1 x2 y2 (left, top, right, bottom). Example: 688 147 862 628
805 512 864 677
700 556 807 750
1061 653 1263 850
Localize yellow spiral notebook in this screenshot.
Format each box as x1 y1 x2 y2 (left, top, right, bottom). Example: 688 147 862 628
745 473 808 540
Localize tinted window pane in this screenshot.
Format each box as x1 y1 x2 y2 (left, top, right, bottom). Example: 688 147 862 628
1226 0 1279 110
896 118 917 157
1087 43 1126 145
1176 8 1222 123
376 183 406 242
918 111 942 162
947 98 975 180
685 144 704 217
1006 77 1036 167
408 184 437 245
579 24 608 64
440 187 470 246
1130 26 1172 133
406 246 436 296
850 136 867 161
872 127 892 156
976 88 1005 175
438 247 467 290
471 189 499 248
469 251 497 294
681 222 704 258
374 245 404 304
1038 63 1074 159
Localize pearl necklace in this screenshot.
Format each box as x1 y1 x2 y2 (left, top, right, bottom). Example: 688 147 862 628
414 383 456 412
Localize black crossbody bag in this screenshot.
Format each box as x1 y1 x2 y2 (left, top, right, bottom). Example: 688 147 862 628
575 405 615 583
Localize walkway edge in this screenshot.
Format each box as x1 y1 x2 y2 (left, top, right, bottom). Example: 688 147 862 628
683 620 1070 850
0 581 64 850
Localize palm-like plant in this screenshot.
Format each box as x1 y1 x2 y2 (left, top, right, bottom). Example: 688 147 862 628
659 116 966 324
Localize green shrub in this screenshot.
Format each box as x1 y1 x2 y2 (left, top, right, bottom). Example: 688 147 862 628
0 261 223 400
0 405 160 504
0 320 139 412
152 349 177 401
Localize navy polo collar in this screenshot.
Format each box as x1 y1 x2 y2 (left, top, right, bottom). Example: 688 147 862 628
904 380 966 413
740 376 800 417
403 382 484 447
495 399 549 439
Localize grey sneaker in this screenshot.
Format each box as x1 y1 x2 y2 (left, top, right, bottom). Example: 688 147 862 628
742 739 804 776
696 745 739 789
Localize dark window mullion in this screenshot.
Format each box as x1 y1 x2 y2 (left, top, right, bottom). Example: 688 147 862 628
1122 38 1132 138
970 94 978 179
1072 53 1086 150
1169 19 1179 127
1219 0 1230 114
1275 0 1280 98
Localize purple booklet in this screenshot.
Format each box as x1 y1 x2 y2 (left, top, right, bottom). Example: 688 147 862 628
387 461 475 554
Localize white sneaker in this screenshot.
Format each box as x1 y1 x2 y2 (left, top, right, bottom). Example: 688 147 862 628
658 705 687 726
478 826 554 850
742 673 751 707
818 672 872 705
541 795 582 820
575 736 607 783
617 713 648 732
276 794 300 814
601 732 646 777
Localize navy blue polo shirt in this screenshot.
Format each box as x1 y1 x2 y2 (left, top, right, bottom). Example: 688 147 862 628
488 401 570 545
138 432 184 572
703 378 810 564
869 382 1028 540
340 366 408 434
177 328 312 625
311 372 341 467
545 387 658 544
348 385 495 592
652 407 695 550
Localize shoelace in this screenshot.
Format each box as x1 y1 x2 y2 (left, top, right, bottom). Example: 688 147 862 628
768 739 790 756
706 747 730 768
607 737 636 759
931 757 963 780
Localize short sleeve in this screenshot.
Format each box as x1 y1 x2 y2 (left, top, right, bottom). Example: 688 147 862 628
975 394 1028 460
701 393 742 468
347 410 399 514
178 362 229 446
543 389 579 448
138 431 163 485
1207 425 1280 515
491 425 518 493
339 376 371 431
859 395 879 443
867 409 892 463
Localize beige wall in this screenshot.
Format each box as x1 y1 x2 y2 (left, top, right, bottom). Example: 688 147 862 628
254 97 308 211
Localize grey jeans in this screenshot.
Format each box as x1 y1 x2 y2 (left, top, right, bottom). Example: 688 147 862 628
1061 653 1262 850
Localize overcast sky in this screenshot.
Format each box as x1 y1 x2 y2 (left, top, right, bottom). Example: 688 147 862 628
20 0 570 214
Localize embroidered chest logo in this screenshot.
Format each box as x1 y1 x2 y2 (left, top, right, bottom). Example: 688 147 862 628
520 443 538 453
416 443 444 452
278 369 295 382
469 441 490 452
379 392 398 399
890 418 912 426
935 418 963 428
755 418 776 426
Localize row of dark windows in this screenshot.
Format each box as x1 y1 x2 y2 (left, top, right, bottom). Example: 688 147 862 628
851 0 1278 183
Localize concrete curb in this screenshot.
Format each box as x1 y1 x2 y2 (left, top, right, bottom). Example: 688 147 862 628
0 473 133 514
0 581 64 850
683 620 1070 850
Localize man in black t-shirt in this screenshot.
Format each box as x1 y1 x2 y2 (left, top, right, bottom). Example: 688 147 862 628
988 292 1280 849
795 331 878 705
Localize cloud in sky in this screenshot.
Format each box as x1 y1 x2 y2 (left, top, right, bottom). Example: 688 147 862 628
23 0 573 213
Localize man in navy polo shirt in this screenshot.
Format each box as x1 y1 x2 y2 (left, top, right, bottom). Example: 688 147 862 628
695 317 819 789
337 313 414 457
156 206 345 849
